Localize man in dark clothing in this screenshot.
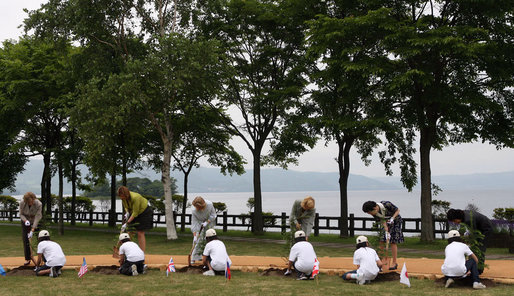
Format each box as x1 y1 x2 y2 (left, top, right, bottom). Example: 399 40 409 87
447 208 493 273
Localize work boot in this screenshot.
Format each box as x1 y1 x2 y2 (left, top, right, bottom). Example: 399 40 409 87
203 270 215 276
473 282 486 289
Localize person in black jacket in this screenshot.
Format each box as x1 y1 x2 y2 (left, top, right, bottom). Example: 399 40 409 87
447 208 493 274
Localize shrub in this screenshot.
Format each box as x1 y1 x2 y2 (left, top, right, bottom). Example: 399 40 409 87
63 196 95 212
493 208 514 221
213 202 227 214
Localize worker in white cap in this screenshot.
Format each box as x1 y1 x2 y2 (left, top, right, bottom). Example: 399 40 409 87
284 230 318 280
342 235 382 285
201 229 231 276
118 233 146 276
441 230 486 289
34 230 66 278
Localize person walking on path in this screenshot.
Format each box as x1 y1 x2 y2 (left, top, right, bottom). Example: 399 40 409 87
342 235 383 285
117 186 153 252
289 196 316 240
191 196 217 263
118 233 146 276
284 230 318 280
202 229 231 276
19 192 42 266
441 230 486 289
362 200 403 270
34 230 66 278
447 208 492 273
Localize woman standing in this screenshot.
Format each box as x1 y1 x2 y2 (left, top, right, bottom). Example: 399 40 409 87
19 192 42 265
289 196 316 240
190 196 217 263
362 200 404 270
117 186 153 252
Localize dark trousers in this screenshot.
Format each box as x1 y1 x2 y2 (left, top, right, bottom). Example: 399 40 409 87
445 259 480 283
21 222 32 260
119 260 145 276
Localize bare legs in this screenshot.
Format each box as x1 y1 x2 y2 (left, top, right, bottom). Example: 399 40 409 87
137 231 146 252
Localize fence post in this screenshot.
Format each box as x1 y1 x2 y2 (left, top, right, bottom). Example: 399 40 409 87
89 209 93 226
432 215 436 239
349 214 355 237
173 211 177 225
223 211 228 233
53 209 58 223
9 209 14 222
314 213 319 237
281 212 287 235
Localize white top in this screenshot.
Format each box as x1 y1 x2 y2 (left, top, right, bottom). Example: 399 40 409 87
119 241 145 262
203 240 231 271
441 241 474 276
353 247 380 280
37 240 66 267
288 241 317 274
191 200 217 233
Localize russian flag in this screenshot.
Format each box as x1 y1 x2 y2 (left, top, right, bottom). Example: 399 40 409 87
225 260 231 280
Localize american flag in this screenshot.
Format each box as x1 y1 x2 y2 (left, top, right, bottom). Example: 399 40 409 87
166 257 175 276
311 258 319 278
225 260 231 280
78 257 88 278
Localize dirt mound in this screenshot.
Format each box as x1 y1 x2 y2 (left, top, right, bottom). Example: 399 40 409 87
91 265 120 275
5 266 35 276
177 265 206 274
434 276 497 288
260 268 287 277
374 272 400 282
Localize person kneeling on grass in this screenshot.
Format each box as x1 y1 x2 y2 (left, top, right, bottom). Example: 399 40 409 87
284 230 317 280
202 229 231 276
441 230 486 289
118 233 146 276
34 230 66 278
342 236 382 285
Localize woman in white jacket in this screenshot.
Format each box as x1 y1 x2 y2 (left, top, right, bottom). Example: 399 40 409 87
190 196 217 263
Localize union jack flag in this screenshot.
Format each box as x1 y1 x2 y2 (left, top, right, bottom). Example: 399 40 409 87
311 258 319 279
166 257 175 276
78 257 88 278
225 260 231 280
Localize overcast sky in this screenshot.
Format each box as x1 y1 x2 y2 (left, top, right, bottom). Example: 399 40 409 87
2 1 513 177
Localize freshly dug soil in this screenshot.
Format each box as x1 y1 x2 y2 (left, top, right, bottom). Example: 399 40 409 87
374 272 400 282
5 266 35 276
435 276 497 288
90 265 120 275
260 268 287 277
177 265 206 274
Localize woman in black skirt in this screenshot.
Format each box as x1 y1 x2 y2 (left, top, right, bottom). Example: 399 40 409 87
362 200 404 270
118 186 153 252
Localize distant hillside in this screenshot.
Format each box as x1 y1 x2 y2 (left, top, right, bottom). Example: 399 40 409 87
3 159 512 195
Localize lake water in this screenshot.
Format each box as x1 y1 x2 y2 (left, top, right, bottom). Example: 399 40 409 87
87 189 512 218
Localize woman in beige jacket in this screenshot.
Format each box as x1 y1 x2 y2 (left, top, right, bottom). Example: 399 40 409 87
19 192 42 265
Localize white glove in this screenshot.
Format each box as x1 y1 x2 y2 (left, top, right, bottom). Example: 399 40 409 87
463 230 470 236
284 269 291 276
193 235 198 243
201 221 208 227
25 220 31 227
27 231 33 239
124 212 130 220
34 267 38 272
121 223 127 232
388 217 394 224
385 232 391 241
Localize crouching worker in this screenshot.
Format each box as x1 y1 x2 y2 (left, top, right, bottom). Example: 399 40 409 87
35 230 66 278
202 229 231 276
342 236 382 285
441 230 486 289
118 233 146 276
285 230 317 280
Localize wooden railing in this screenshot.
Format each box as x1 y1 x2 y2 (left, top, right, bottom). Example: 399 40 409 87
0 209 449 237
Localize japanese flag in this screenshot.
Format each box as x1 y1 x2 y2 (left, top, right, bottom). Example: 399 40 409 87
400 262 411 287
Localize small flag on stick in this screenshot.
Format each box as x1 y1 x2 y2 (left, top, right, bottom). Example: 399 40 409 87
225 260 231 280
166 257 176 276
400 262 411 287
78 257 88 278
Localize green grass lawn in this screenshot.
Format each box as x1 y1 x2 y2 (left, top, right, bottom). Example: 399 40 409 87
1 269 513 296
0 224 509 259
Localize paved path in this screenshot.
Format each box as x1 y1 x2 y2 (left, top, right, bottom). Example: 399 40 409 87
1 255 513 284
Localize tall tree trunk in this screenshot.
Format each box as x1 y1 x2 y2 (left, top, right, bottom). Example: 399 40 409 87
337 136 354 238
162 137 178 239
71 159 77 225
181 172 189 232
109 168 117 227
58 162 64 235
42 152 52 215
420 127 435 242
252 144 264 234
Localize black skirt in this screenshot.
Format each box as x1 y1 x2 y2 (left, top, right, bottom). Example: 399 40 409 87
132 206 153 231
